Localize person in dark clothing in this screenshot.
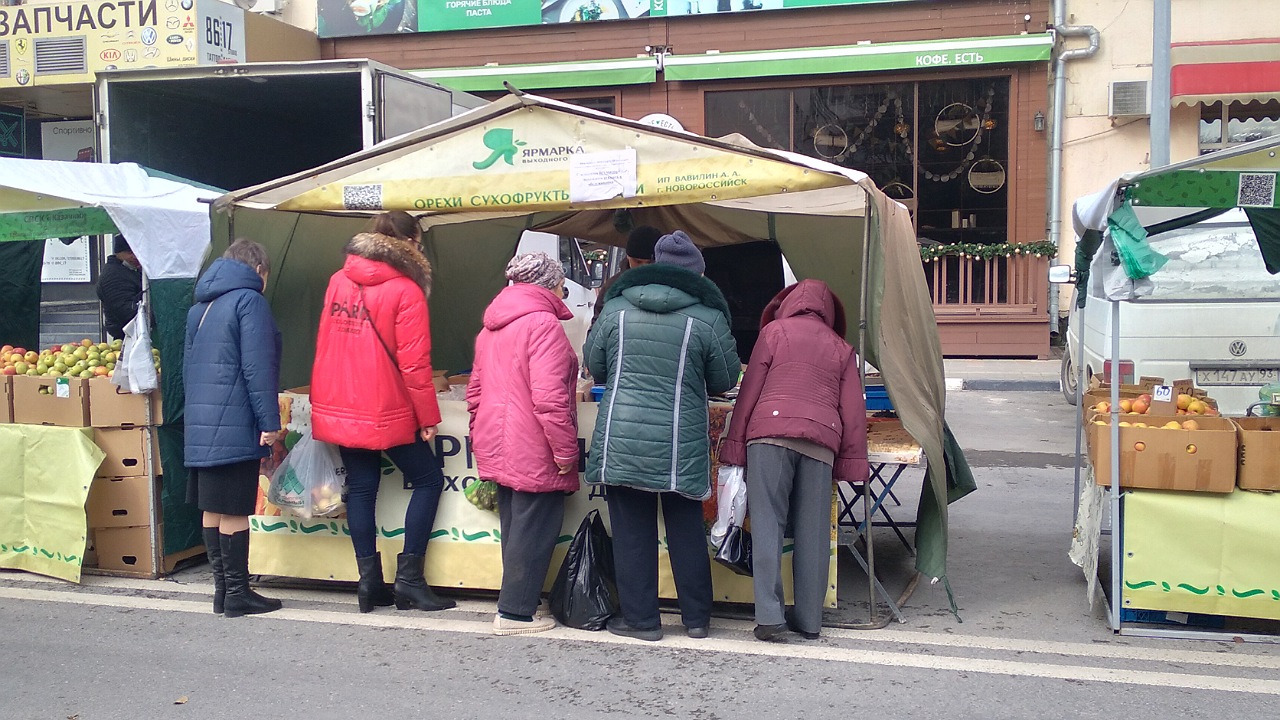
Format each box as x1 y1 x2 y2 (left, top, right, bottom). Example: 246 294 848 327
97 236 143 340
184 238 283 618
590 225 662 323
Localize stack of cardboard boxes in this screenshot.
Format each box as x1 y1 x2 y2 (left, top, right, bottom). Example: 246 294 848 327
84 380 167 576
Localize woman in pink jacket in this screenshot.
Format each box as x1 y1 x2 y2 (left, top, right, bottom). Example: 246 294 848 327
468 252 580 636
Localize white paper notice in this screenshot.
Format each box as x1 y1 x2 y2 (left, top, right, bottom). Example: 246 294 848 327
569 149 638 203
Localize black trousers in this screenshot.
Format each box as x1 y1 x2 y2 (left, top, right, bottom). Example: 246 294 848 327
497 484 566 617
605 485 712 630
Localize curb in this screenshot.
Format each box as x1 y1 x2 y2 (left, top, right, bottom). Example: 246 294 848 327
946 378 1062 392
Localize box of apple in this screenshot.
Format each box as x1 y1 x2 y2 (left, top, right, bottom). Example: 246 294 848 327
1087 412 1237 493
1 339 160 386
1088 391 1218 420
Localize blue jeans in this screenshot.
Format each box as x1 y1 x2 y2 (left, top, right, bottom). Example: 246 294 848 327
339 437 445 559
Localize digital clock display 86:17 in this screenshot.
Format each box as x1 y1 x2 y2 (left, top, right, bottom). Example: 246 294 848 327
206 17 234 51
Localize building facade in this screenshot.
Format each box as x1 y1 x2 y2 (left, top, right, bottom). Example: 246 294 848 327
1055 1 1280 317
319 0 1057 358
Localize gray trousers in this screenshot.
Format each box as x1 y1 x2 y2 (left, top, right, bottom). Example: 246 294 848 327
497 484 566 617
745 443 832 633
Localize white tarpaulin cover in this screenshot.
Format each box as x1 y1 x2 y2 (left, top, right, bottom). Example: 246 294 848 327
0 158 218 279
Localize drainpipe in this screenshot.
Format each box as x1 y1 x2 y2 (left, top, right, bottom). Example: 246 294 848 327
1047 2 1099 337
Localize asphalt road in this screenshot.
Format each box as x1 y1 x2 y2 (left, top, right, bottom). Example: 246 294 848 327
3 389 1278 719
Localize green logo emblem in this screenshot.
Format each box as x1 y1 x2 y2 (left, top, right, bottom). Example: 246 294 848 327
473 128 526 170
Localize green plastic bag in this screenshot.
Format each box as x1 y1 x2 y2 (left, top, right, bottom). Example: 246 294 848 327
1108 203 1168 280
465 479 498 513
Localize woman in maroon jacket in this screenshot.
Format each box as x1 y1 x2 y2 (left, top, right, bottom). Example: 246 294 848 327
720 279 868 641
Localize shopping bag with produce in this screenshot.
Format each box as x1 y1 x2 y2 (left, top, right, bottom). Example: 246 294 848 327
267 432 347 519
464 479 498 512
548 509 619 631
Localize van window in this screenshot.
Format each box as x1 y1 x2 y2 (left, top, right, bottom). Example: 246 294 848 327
1138 222 1280 301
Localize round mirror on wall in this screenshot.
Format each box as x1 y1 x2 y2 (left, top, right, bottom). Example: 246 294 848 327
968 157 1007 194
934 103 981 147
812 124 848 158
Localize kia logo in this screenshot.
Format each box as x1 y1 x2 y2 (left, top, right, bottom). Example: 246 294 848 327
1229 340 1247 357
100 49 121 61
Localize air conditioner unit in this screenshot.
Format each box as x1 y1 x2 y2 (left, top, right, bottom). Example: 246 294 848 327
1109 80 1150 117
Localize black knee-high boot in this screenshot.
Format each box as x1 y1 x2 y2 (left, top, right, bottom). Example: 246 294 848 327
220 530 282 618
202 527 225 615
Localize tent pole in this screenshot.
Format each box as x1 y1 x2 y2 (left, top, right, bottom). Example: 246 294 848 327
857 196 875 621
1071 314 1087 526
1108 300 1122 631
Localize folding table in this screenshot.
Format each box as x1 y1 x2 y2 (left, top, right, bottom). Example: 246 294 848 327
838 418 925 623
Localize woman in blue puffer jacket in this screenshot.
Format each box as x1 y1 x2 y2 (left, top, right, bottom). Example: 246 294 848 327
184 239 283 618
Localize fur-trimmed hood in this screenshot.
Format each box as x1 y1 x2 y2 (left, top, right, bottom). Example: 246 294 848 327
343 232 433 296
602 263 730 321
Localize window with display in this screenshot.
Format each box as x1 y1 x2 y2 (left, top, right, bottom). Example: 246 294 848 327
706 77 1011 246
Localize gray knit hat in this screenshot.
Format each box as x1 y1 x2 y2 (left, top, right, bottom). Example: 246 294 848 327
505 251 565 290
654 230 705 274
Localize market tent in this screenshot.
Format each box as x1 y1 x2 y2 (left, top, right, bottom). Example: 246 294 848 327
1070 134 1280 629
213 92 976 600
1072 134 1280 296
0 157 219 558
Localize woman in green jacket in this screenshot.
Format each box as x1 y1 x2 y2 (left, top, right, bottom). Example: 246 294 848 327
585 230 740 641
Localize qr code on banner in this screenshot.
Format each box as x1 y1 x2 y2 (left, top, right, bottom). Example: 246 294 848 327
343 184 383 211
1238 173 1277 208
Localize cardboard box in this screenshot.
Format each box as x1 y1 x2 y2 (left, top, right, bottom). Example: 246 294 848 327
1 376 12 423
1235 417 1280 491
1087 415 1237 493
93 525 156 574
87 475 155 528
88 379 162 428
11 376 90 427
94 427 162 477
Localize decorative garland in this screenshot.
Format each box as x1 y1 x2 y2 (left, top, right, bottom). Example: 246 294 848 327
919 241 1057 262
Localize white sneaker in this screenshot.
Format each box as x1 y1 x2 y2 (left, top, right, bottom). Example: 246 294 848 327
494 613 556 636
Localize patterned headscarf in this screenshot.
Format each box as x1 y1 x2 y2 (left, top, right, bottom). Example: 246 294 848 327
505 252 565 291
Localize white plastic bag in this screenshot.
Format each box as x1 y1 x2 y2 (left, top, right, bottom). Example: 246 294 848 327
710 465 747 549
268 433 347 519
112 300 158 394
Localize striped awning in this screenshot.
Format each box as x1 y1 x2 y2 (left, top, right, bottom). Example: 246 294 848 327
1171 38 1280 106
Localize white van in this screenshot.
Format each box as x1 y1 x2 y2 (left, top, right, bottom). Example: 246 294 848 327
1062 210 1280 416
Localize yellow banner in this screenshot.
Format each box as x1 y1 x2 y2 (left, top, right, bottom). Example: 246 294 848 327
0 425 104 582
0 0 244 90
1124 489 1280 621
277 108 850 213
250 395 839 608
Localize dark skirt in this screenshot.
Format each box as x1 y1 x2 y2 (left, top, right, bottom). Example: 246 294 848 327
187 459 262 516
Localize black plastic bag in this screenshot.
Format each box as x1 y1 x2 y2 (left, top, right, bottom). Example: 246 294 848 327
714 524 753 576
549 509 619 631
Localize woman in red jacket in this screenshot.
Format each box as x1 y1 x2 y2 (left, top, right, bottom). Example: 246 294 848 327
311 211 455 614
720 279 868 641
468 252 579 636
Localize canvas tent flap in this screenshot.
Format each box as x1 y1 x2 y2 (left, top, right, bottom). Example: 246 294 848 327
0 158 219 279
1074 136 1280 278
214 92 967 595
